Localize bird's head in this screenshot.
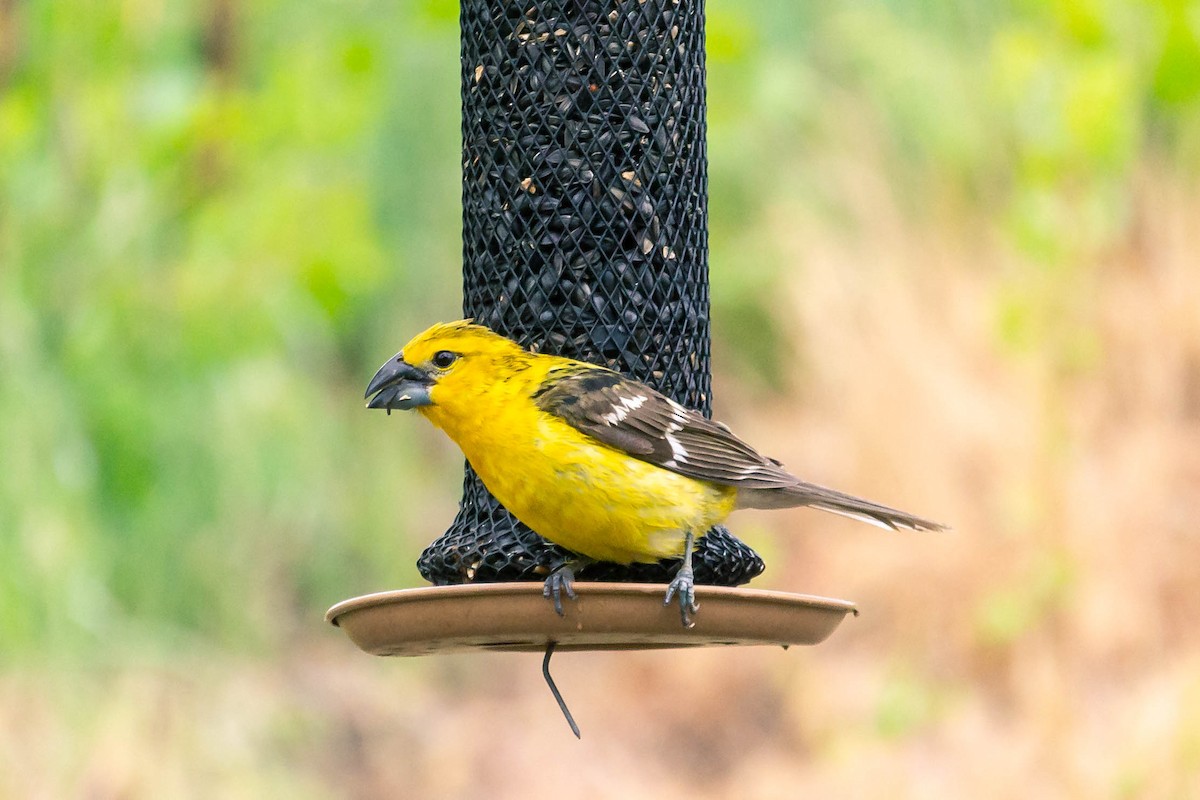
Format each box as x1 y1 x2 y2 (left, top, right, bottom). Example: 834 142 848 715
364 320 528 415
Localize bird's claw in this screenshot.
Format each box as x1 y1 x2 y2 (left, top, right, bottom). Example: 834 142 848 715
663 567 699 628
542 564 578 617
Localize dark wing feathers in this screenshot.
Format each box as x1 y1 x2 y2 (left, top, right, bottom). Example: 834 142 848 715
530 363 947 533
532 365 798 489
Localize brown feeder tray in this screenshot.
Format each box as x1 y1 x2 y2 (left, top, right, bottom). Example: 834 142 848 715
325 582 857 656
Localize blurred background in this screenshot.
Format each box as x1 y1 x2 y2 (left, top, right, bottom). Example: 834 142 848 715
2 0 1199 796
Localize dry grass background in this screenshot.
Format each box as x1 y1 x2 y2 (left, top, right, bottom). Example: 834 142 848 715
5 167 1198 799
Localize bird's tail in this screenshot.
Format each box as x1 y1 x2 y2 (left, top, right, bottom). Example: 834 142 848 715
736 482 945 532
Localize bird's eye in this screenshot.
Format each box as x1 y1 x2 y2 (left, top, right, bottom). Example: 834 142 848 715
431 350 458 369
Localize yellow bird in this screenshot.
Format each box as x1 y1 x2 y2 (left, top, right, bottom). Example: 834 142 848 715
366 320 944 625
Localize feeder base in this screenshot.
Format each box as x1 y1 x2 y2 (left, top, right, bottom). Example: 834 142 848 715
326 583 857 656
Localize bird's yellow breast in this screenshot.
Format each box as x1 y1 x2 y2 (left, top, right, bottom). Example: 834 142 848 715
421 398 737 564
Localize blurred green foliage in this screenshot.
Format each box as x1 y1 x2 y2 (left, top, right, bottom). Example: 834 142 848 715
1 0 1197 657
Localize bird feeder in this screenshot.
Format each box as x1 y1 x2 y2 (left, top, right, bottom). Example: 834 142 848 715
328 0 856 732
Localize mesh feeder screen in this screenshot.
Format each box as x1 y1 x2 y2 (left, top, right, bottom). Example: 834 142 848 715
416 0 765 587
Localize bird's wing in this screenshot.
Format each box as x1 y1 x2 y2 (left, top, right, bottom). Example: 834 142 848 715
531 364 799 489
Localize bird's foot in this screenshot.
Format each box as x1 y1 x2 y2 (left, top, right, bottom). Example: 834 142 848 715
542 563 579 617
663 566 699 628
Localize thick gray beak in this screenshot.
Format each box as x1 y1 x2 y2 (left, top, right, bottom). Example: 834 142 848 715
364 354 435 412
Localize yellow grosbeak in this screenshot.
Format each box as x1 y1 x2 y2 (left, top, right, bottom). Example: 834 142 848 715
366 320 943 625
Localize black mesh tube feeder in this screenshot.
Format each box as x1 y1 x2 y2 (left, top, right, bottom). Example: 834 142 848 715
329 0 855 677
